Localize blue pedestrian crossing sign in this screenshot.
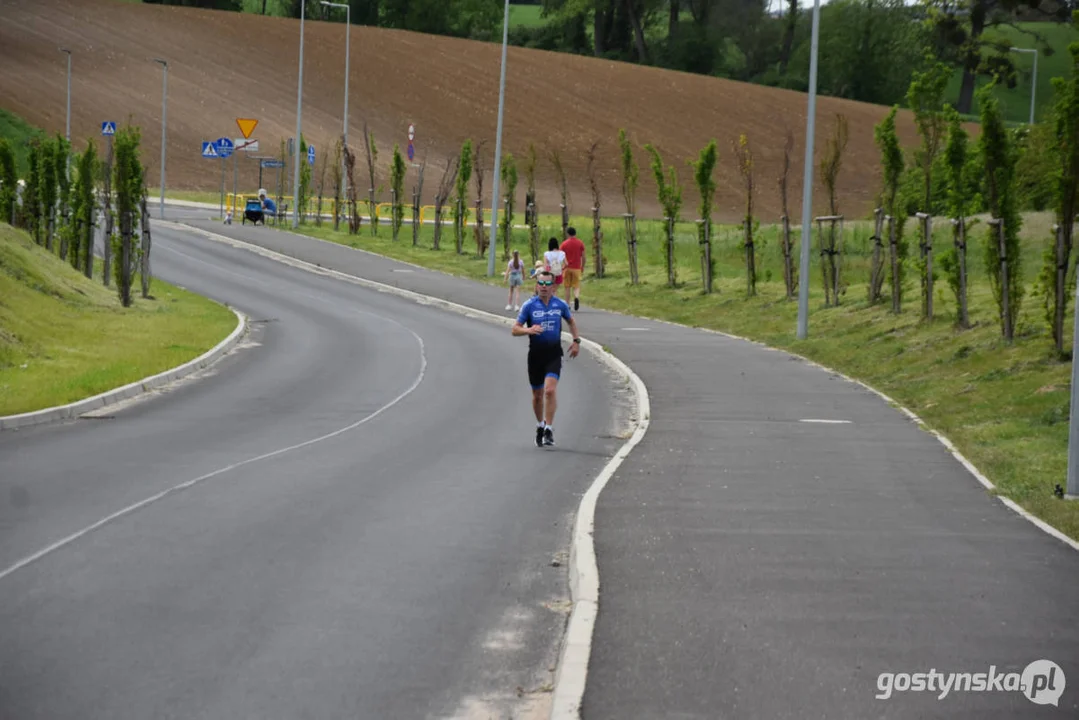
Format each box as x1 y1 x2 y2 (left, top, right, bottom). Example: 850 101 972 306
101 121 116 136
407 142 414 161
307 145 316 166
215 137 234 158
202 141 219 158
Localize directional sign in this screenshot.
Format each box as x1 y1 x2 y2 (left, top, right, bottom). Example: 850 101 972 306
215 137 234 158
202 141 219 158
234 138 259 153
407 142 414 161
236 118 258 139
408 123 415 142
307 145 316 166
261 159 285 169
101 121 116 136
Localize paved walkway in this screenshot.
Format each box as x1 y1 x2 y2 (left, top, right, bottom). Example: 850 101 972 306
186 218 1079 719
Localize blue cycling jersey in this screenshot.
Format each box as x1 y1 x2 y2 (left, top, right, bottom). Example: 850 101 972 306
518 295 572 346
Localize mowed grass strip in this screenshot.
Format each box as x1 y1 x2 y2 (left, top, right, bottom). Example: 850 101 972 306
276 208 1078 542
0 222 238 417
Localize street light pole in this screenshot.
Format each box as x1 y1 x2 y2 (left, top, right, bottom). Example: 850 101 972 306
154 58 168 220
59 48 71 143
796 0 822 340
1010 46 1038 125
293 0 307 229
486 0 511 277
322 1 350 197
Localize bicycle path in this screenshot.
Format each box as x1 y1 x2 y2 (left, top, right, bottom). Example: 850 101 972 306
183 217 1079 719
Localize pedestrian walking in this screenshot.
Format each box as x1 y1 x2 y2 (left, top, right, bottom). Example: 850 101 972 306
560 226 586 310
504 249 525 311
544 237 567 288
512 270 581 447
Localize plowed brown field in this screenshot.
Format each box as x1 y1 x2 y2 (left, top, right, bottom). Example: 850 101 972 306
1 0 935 222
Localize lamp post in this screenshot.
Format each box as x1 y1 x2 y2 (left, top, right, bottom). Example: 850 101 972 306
293 0 307 229
1010 46 1037 125
486 0 511 277
153 58 168 220
59 48 71 143
796 0 822 339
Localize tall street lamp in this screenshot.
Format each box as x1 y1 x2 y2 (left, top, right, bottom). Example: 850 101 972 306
796 0 822 340
293 0 307 229
321 0 350 197
154 58 168 220
486 0 511 277
59 48 71 143
1010 46 1038 125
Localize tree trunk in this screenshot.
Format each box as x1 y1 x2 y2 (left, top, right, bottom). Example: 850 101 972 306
957 216 969 329
956 5 986 115
870 208 884 303
889 216 899 313
745 220 756 296
625 0 650 64
592 205 603 278
782 215 793 299
594 0 611 56
779 0 798 75
668 0 679 41
433 202 443 250
140 195 152 299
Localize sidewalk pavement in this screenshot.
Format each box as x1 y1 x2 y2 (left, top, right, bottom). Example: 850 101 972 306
182 218 1079 719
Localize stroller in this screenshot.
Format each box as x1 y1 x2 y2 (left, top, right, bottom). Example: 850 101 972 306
242 197 265 226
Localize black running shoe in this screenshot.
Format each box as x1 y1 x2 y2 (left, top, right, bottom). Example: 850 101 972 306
536 426 545 447
574 297 579 311
543 427 555 446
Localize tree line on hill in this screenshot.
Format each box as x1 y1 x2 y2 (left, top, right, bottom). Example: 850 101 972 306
142 0 1076 113
0 127 153 308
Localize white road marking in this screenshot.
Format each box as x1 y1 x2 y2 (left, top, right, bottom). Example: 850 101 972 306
799 418 852 424
0 307 428 584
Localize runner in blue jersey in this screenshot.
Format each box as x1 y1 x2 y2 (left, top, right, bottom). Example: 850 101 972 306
512 270 581 447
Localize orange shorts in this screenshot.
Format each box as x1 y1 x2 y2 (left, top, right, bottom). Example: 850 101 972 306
563 268 582 289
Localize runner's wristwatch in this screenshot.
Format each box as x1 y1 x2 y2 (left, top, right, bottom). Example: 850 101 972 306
573 338 581 344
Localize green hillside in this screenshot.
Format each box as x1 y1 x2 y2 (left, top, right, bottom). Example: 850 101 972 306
0 223 237 416
950 21 1079 125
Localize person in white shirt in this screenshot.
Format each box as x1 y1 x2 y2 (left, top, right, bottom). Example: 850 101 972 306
543 237 566 288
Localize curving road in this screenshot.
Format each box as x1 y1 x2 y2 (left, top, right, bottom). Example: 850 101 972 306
0 223 626 719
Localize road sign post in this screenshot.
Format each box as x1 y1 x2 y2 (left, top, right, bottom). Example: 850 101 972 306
214 137 234 217
236 118 258 139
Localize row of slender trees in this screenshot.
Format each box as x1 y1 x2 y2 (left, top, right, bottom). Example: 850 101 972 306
291 26 1079 359
1 124 152 307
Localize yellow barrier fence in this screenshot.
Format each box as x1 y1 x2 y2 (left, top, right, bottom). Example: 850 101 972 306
226 194 441 225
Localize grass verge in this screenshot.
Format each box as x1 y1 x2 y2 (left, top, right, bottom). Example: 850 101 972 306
275 209 1078 543
0 222 238 416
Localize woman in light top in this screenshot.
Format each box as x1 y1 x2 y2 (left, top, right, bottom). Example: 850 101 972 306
504 249 525 311
543 237 567 287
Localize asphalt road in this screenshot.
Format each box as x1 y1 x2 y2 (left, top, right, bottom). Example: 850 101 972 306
0 223 625 719
181 211 1079 719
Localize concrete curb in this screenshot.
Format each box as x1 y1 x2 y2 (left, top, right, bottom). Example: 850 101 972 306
0 308 249 431
163 220 652 720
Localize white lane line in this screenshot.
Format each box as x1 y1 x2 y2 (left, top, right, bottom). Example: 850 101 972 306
0 309 428 585
799 418 852 424
159 221 654 720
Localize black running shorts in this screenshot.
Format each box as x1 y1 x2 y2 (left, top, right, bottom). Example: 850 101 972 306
527 343 563 389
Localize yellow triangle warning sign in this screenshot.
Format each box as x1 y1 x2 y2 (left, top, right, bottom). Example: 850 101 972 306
236 118 258 139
